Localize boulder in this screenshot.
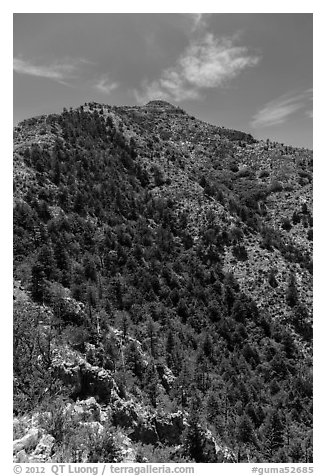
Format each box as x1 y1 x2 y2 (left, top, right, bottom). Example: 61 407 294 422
13 428 39 454
113 430 136 463
14 450 29 463
70 397 102 423
32 434 55 460
156 363 176 392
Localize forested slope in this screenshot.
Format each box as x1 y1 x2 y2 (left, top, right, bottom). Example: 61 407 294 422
13 100 312 463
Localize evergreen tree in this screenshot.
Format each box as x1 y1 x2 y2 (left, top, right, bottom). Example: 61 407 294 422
182 391 205 462
143 359 159 407
145 316 160 358
165 329 176 369
38 243 56 280
261 409 284 459
268 268 278 288
125 340 143 379
286 272 299 307
31 262 48 303
115 310 131 340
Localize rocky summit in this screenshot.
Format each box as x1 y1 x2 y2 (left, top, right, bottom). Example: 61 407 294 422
13 101 312 463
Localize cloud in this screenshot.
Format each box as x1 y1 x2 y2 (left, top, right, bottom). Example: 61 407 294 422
13 57 83 84
134 33 260 104
94 76 119 95
251 89 313 128
189 13 206 32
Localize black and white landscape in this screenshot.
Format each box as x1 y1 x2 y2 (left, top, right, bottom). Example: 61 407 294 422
13 13 312 463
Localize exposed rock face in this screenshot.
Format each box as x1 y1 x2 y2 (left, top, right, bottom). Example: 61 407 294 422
52 346 119 403
13 428 40 454
68 397 103 423
117 433 136 463
110 397 231 462
111 400 139 429
156 362 176 392
13 429 55 463
33 434 56 460
13 394 235 463
14 450 30 463
131 419 159 445
155 411 185 445
203 429 236 463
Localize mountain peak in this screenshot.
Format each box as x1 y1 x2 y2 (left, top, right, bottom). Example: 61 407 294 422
145 100 181 110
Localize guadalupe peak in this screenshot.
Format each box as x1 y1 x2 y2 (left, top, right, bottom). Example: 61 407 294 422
145 100 179 109
144 100 185 114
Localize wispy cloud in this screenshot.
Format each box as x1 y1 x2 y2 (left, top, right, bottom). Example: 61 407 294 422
251 89 313 128
94 76 119 95
134 33 260 104
189 13 207 32
13 57 85 84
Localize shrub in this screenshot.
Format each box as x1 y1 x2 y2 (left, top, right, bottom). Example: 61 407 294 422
286 273 298 308
39 398 122 462
268 180 283 193
237 167 255 179
268 268 278 288
259 170 270 178
281 218 292 231
292 211 301 225
232 244 248 261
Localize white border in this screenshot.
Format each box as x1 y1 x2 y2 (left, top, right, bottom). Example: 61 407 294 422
3 4 323 475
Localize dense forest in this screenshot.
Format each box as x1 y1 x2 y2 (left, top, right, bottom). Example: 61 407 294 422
13 101 312 463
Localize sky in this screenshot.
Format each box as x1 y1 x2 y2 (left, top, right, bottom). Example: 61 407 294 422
13 13 313 148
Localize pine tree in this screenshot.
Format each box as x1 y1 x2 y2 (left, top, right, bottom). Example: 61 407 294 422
38 243 56 280
125 340 143 379
261 409 284 459
236 414 254 445
195 349 210 392
144 359 159 407
165 329 176 369
115 310 131 340
286 272 298 307
172 359 192 408
268 268 278 288
31 262 48 303
145 316 160 358
182 392 205 462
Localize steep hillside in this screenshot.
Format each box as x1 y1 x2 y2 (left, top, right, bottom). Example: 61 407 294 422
13 101 313 463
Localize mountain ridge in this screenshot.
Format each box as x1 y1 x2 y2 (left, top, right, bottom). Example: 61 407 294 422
13 100 313 463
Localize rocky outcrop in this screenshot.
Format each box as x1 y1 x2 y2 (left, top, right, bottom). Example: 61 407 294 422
111 399 139 428
13 429 55 463
111 399 158 443
203 429 236 463
13 428 40 454
52 346 119 403
32 434 56 460
110 398 236 461
156 362 176 392
155 411 185 445
13 395 235 463
67 397 104 423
